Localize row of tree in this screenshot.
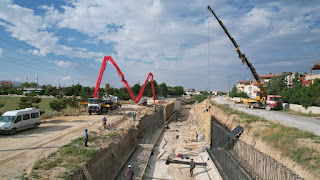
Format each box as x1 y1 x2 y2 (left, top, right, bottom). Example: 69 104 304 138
266 73 320 107
230 73 320 107
0 80 184 101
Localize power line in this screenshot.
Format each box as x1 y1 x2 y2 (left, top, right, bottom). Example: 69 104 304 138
1 27 104 76
0 37 120 85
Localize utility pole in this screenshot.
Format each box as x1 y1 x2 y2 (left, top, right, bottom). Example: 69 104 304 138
208 17 211 93
227 76 231 99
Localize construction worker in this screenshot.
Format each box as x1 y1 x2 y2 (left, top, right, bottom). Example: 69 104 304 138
84 129 89 147
190 159 195 176
132 111 136 121
126 164 134 180
103 116 107 126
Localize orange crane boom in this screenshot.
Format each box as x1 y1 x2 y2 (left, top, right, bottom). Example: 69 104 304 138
207 6 266 98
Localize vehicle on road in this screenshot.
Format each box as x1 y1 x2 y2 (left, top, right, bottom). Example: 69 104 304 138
88 94 120 115
139 97 148 106
208 6 283 111
0 108 41 135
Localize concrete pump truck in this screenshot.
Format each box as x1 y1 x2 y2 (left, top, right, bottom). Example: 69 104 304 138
208 6 283 110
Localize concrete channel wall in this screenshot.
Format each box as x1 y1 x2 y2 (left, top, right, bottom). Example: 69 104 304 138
195 100 304 180
68 108 165 180
68 101 178 180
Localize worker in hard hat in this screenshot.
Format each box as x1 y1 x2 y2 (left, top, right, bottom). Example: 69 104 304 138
125 164 134 180
84 129 89 147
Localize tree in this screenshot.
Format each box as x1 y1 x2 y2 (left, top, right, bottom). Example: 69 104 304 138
72 83 82 96
104 83 115 95
289 72 302 104
266 74 287 95
18 92 42 109
68 96 79 111
64 87 74 96
44 85 58 96
299 86 312 108
49 99 67 113
310 78 320 106
230 85 238 98
131 84 141 96
158 83 169 97
80 86 91 101
114 87 131 100
143 80 159 97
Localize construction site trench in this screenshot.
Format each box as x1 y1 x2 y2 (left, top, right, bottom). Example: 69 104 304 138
25 99 318 179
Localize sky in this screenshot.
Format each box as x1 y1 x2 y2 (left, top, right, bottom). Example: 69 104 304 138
0 0 319 91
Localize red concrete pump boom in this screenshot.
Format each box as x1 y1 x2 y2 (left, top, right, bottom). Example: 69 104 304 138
93 56 155 104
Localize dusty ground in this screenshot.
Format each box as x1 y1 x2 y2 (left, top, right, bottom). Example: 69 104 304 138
144 106 222 180
0 103 150 180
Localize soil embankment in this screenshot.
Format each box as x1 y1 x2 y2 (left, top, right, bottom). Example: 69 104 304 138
195 99 320 180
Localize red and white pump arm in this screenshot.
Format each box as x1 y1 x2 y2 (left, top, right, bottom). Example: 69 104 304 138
93 56 155 105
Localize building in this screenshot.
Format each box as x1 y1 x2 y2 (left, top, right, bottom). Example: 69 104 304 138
0 81 13 87
305 63 320 84
22 87 44 94
185 89 201 96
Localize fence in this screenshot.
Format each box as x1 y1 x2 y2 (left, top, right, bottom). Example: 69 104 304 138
209 117 303 180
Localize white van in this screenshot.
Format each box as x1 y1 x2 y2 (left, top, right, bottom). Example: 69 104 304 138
0 108 41 135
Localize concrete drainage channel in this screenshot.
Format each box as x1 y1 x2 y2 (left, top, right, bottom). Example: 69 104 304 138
114 111 178 180
208 117 304 180
68 107 168 180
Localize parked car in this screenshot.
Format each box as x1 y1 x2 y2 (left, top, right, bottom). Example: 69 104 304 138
0 108 41 135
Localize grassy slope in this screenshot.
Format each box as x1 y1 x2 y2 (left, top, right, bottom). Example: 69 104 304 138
0 96 53 112
213 102 320 177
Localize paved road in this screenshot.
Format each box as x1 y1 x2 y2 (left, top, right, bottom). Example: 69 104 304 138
213 96 320 136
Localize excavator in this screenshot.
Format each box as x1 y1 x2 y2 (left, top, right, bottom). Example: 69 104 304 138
207 6 283 111
87 56 156 115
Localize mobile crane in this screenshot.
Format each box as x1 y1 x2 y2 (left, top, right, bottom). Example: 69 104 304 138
207 6 283 110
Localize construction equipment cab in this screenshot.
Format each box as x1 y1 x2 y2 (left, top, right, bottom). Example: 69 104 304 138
88 98 101 115
0 108 41 135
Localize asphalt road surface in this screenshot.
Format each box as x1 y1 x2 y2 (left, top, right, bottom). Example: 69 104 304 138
213 96 320 136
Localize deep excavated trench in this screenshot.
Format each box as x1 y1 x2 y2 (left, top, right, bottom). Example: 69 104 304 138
67 99 306 180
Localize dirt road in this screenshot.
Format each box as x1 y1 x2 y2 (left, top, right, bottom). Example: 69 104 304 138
213 96 320 136
0 104 141 180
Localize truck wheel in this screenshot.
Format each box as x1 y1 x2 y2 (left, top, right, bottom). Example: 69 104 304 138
34 123 39 129
10 128 17 135
266 105 271 111
89 111 92 115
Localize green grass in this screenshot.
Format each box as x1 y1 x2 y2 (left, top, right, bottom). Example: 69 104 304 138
0 96 81 118
281 108 320 117
212 102 267 124
0 96 54 112
29 132 118 178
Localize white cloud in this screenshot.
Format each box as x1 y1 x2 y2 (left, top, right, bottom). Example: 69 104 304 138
0 0 320 90
62 75 71 81
0 48 3 56
54 60 73 67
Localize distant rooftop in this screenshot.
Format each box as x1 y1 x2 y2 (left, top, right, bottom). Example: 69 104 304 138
310 63 320 71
